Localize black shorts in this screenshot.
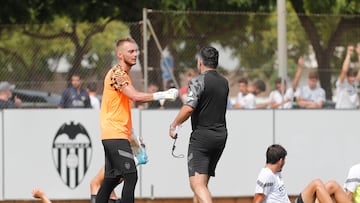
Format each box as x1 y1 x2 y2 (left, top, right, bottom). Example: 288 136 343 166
187 128 227 177
294 193 304 203
102 139 137 179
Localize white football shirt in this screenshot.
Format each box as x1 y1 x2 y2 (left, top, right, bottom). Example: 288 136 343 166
335 79 359 109
268 88 294 109
298 85 326 104
255 167 291 203
344 164 360 193
236 92 256 109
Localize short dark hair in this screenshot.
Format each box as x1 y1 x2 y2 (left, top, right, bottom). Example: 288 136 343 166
347 68 358 77
266 144 287 164
199 46 219 69
254 79 266 92
87 82 97 92
238 78 248 85
275 77 286 85
72 73 81 79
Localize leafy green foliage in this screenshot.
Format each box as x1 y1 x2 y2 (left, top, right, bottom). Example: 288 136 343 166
0 0 359 98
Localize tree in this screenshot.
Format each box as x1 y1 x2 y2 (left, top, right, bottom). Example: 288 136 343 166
0 17 130 88
1 0 164 81
149 0 360 98
0 24 62 87
22 18 116 81
1 0 359 97
289 0 360 99
144 0 280 88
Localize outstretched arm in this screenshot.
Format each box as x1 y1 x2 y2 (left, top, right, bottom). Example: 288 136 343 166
292 56 304 91
122 84 178 103
356 44 360 81
339 46 354 83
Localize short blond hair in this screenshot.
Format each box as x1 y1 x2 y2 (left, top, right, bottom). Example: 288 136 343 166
115 38 136 48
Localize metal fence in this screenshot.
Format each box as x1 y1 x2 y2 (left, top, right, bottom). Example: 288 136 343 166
0 10 359 108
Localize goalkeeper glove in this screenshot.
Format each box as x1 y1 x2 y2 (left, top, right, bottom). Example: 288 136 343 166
153 88 179 101
135 149 148 165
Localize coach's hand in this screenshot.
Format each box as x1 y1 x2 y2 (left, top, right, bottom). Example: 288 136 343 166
153 88 179 101
169 125 178 139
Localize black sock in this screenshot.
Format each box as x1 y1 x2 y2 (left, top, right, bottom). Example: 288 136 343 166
91 194 96 203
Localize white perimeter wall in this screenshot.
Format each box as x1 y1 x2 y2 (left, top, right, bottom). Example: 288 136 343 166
0 109 359 200
0 111 3 200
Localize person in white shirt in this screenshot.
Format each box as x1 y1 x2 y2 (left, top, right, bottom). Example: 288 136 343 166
296 71 326 109
233 78 256 109
254 144 351 203
269 56 303 109
335 45 360 109
254 144 291 203
268 78 294 109
249 79 270 109
344 163 360 203
86 82 101 109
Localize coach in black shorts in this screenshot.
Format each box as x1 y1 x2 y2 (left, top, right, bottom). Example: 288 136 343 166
169 46 229 203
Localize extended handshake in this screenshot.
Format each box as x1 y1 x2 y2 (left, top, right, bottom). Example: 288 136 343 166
153 88 179 101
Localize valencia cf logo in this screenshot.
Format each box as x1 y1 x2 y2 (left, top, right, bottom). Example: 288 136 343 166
52 121 92 189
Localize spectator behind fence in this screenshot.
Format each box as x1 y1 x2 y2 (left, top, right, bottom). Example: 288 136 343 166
86 82 101 109
268 78 293 109
0 81 22 109
254 144 351 203
335 45 360 109
268 56 304 109
58 73 91 108
295 70 326 109
233 77 256 109
250 79 268 109
249 79 266 96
